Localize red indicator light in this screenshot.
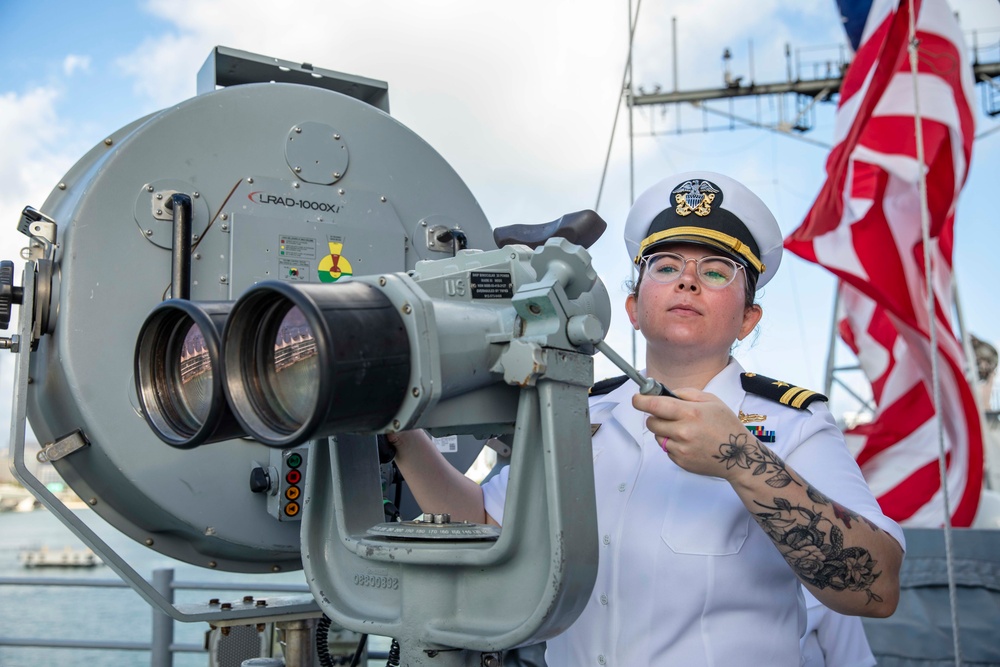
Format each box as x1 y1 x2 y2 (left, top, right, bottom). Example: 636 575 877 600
286 469 301 484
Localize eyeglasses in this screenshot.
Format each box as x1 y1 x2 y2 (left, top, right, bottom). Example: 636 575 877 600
640 251 745 289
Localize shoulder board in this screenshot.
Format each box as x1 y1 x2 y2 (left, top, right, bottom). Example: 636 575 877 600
590 374 629 396
740 372 827 410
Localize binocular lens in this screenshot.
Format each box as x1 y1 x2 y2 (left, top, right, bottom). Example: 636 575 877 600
172 320 214 430
223 281 412 447
135 300 243 448
263 305 320 428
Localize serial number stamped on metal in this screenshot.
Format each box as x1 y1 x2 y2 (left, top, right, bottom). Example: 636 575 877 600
353 573 400 590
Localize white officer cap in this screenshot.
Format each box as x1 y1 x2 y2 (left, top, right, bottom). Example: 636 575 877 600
623 171 783 289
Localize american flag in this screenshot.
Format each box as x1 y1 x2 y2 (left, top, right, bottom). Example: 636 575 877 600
784 0 982 525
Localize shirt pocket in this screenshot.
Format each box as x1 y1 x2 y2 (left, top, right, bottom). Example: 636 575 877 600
660 473 751 555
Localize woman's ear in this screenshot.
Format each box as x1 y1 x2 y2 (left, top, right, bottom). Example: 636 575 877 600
625 292 640 330
738 303 763 340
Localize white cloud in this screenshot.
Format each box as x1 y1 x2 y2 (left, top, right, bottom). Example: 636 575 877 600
0 87 74 248
0 86 83 443
62 54 92 77
117 0 628 194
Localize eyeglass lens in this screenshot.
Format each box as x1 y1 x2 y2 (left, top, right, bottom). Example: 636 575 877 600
645 252 741 288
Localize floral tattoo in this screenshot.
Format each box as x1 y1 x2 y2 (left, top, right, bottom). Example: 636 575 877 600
715 433 885 604
716 432 796 488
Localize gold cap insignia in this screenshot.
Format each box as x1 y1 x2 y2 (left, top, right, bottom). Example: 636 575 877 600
672 179 720 217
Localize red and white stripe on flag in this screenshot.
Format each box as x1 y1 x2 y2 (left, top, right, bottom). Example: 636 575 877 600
784 0 982 526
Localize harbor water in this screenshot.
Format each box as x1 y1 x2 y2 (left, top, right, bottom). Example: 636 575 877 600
0 505 346 667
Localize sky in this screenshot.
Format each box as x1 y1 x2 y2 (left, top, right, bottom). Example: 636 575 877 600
0 0 999 444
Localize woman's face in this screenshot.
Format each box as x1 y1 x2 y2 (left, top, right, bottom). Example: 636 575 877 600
625 243 762 362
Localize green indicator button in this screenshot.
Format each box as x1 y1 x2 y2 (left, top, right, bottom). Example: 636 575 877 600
287 453 303 468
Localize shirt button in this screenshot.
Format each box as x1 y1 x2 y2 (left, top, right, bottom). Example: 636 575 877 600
618 483 627 492
600 594 608 605
598 655 606 665
602 534 610 545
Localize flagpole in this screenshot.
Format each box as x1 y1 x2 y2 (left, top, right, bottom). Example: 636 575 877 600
907 1 962 663
823 282 841 398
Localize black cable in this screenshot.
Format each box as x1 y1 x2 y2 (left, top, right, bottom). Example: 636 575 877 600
348 633 368 667
386 638 401 666
316 615 334 667
392 463 403 515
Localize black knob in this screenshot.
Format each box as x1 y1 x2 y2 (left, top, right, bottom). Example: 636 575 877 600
0 260 22 331
249 467 271 493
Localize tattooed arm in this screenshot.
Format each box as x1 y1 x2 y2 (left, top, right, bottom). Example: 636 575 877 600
633 390 903 618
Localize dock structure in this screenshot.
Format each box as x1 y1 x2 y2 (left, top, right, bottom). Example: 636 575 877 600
20 545 101 569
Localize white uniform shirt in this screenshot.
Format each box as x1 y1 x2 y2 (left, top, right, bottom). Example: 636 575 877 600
800 589 877 667
482 359 904 667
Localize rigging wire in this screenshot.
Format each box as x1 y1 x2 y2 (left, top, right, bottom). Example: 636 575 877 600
593 0 642 367
907 1 962 664
593 0 642 213
627 0 638 368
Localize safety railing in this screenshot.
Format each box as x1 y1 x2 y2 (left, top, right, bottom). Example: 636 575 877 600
0 567 311 666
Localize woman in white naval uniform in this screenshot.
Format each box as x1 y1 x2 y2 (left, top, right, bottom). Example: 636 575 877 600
392 171 904 666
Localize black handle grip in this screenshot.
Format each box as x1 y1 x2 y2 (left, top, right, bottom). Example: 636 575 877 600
492 210 607 250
